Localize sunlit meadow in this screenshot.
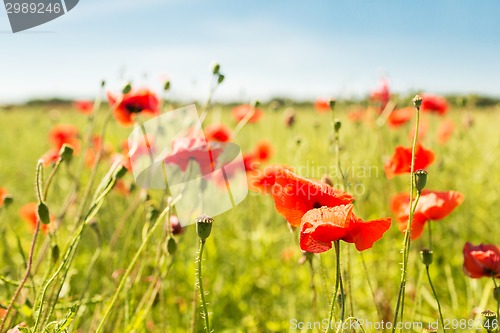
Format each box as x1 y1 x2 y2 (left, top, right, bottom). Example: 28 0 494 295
0 69 499 333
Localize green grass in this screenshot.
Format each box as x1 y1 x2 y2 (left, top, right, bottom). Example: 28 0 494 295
0 101 499 332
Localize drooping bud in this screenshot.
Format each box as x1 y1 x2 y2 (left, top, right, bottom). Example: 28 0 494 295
420 248 433 266
167 237 177 255
164 80 171 91
51 244 60 263
217 74 225 84
37 202 50 225
59 144 74 162
414 169 428 192
146 206 159 223
211 62 220 75
196 214 214 242
413 95 422 109
122 82 132 94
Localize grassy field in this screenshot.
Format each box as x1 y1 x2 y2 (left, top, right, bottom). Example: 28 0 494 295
0 100 499 332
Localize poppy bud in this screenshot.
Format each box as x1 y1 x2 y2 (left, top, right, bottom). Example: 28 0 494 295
211 62 220 75
420 248 433 266
146 206 159 223
413 95 422 109
59 144 74 162
329 98 336 111
101 80 106 88
114 164 128 180
217 74 225 84
196 214 214 242
122 82 132 94
37 202 50 225
253 100 261 109
167 237 177 255
414 169 428 192
2 195 13 208
51 244 60 263
482 310 497 332
164 80 171 91
334 120 342 132
494 287 500 302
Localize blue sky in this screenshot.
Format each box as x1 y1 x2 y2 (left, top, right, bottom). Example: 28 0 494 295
1 0 499 103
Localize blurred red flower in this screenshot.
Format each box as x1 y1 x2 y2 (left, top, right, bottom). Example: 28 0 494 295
437 119 455 144
19 203 51 233
0 188 9 207
421 94 448 115
270 167 354 227
164 137 224 175
388 107 413 128
300 204 391 253
85 136 114 168
204 123 232 142
253 140 273 162
391 190 464 239
384 143 435 179
49 124 80 152
370 78 390 109
314 99 331 113
232 104 263 123
107 89 160 126
169 215 185 235
347 109 366 123
39 149 60 166
463 242 500 278
74 100 93 114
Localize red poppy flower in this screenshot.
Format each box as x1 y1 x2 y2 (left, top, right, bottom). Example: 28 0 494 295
437 119 455 144
232 104 263 123
421 94 448 115
49 124 80 153
107 89 160 126
204 123 232 142
388 107 413 128
463 243 500 278
370 79 390 109
314 99 331 113
391 190 464 239
384 143 435 179
164 137 224 175
74 100 93 114
0 188 9 207
248 165 292 194
347 109 366 123
19 203 51 233
252 140 272 162
271 167 354 227
300 204 391 253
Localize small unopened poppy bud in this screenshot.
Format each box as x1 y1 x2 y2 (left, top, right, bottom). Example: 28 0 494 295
217 74 225 84
167 237 177 255
329 98 336 111
59 144 74 162
164 80 171 91
146 206 159 223
37 202 50 225
420 248 433 266
114 164 128 180
321 175 334 187
494 286 500 302
413 95 422 109
122 82 132 94
211 62 220 75
334 120 342 132
196 214 214 241
414 169 428 192
101 80 106 88
296 137 302 146
2 195 13 208
253 100 261 109
51 244 60 263
482 310 497 331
